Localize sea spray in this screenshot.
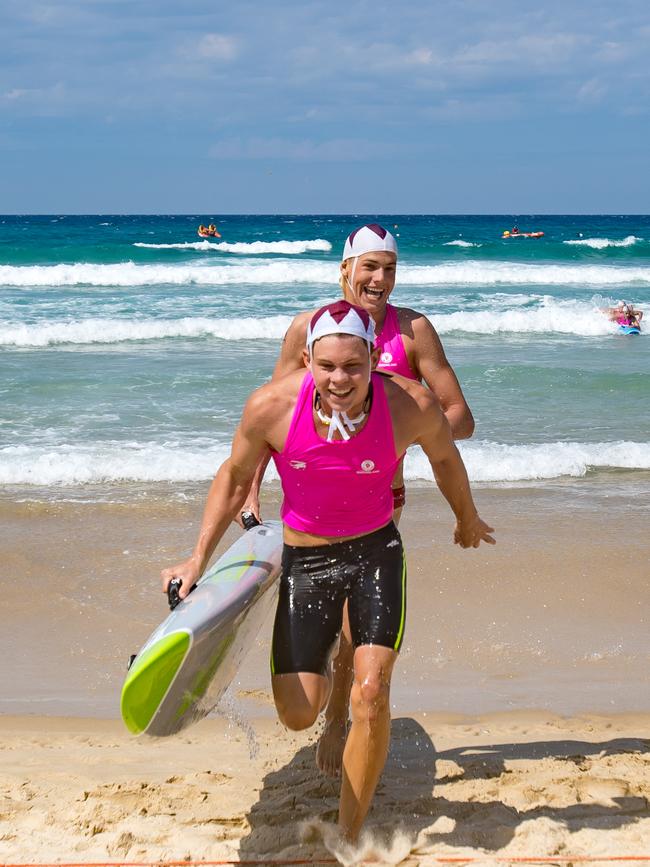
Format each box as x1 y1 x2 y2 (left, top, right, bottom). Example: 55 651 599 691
300 818 415 866
217 692 260 760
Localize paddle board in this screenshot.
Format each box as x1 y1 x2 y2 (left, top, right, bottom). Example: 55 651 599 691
121 520 283 737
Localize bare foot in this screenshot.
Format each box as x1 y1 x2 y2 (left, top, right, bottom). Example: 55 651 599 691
316 718 349 777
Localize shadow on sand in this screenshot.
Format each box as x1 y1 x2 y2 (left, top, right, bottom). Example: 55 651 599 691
238 718 649 863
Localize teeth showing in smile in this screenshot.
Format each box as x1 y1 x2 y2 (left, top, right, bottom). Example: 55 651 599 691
364 288 383 299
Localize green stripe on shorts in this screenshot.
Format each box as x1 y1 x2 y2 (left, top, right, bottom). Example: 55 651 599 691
394 550 407 652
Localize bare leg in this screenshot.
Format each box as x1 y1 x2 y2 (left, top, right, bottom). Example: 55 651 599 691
316 602 354 776
338 644 397 842
316 501 403 778
272 671 330 731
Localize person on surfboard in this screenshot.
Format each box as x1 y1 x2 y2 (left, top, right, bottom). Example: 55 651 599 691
239 223 474 777
162 300 495 844
603 301 643 329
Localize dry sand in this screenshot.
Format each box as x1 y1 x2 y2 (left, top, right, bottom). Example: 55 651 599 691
1 712 649 864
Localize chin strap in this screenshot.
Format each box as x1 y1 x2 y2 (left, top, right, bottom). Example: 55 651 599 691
316 405 366 442
344 257 358 295
314 391 369 442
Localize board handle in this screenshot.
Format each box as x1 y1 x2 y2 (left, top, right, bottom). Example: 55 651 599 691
241 510 261 530
167 577 196 611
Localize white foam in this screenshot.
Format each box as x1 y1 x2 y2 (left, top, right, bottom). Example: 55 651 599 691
406 440 650 483
0 315 293 347
0 260 337 288
443 239 482 248
2 439 648 486
4 259 650 288
0 297 631 345
0 441 232 485
133 238 332 254
397 261 650 286
430 301 618 336
564 235 642 250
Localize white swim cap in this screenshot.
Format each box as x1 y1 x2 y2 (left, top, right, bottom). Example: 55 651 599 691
307 300 375 352
342 224 398 262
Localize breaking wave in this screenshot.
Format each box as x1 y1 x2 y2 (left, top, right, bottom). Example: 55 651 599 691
133 238 332 254
0 316 293 347
2 439 648 486
3 260 650 288
0 300 632 347
563 235 643 250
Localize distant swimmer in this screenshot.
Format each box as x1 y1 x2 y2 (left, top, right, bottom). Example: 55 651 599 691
161 300 495 843
603 301 643 330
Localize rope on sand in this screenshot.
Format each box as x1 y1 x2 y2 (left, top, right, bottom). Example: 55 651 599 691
3 856 650 866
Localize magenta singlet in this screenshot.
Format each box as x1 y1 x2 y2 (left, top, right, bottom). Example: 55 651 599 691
272 372 402 537
375 304 419 381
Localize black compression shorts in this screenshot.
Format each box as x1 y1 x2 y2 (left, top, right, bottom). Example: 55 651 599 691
270 522 407 676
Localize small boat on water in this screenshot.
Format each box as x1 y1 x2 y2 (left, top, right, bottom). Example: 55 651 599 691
502 230 544 239
198 224 221 239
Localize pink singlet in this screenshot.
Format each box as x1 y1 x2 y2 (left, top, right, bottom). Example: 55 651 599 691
375 304 419 381
272 372 402 537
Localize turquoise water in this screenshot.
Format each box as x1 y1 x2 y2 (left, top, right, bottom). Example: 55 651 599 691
1 214 649 492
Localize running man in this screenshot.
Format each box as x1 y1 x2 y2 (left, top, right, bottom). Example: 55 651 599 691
242 223 474 774
162 300 494 843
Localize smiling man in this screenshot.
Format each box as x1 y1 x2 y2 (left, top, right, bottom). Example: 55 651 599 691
162 300 494 844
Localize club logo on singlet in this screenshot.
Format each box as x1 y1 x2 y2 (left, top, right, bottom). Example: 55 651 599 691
289 460 307 470
357 459 378 474
380 351 393 365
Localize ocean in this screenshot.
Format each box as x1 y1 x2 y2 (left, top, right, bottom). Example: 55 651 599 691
2 214 648 497
2 214 650 718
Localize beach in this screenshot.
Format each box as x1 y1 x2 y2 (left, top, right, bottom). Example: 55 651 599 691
2 213 649 863
2 711 649 865
2 485 650 863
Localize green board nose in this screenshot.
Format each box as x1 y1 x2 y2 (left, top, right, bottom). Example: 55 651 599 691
120 630 191 735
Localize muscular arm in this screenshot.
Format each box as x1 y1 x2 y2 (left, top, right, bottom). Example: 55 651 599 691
394 387 493 548
416 401 475 519
408 312 475 439
242 312 311 521
162 390 275 597
272 312 311 378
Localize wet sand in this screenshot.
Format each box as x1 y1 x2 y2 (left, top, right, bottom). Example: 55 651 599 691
1 482 649 862
2 481 648 717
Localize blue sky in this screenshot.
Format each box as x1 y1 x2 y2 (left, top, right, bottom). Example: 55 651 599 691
2 0 649 213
